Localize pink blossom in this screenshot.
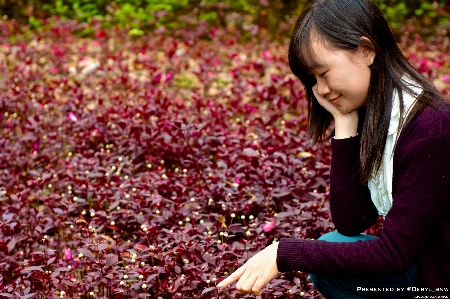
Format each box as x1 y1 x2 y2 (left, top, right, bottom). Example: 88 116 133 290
165 73 173 82
91 129 99 136
262 220 275 233
68 112 78 122
443 75 450 83
64 248 72 260
420 58 427 66
31 141 39 152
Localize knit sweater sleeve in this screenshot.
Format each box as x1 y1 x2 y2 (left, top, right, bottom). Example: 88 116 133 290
276 109 450 278
328 135 378 235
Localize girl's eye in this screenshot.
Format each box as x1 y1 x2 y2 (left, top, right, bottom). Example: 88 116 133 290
318 71 327 77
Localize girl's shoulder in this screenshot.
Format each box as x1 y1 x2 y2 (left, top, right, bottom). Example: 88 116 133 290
399 96 450 146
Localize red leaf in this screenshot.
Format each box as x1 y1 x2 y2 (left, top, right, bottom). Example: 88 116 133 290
105 254 118 266
77 248 95 258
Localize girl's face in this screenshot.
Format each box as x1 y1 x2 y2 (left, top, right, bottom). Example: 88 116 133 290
309 35 375 114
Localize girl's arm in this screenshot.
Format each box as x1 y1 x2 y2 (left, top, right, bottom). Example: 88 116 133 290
329 135 378 235
312 85 378 235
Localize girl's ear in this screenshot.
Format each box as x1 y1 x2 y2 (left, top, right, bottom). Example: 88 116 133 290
359 36 376 66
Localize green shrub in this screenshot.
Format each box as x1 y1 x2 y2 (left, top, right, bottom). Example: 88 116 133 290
1 0 448 36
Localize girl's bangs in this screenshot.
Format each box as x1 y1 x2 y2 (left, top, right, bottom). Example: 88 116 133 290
298 33 325 74
290 18 325 86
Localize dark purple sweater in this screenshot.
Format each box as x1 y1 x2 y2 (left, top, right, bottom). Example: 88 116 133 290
277 102 450 296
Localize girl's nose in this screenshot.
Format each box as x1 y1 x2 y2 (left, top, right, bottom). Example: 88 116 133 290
316 79 331 96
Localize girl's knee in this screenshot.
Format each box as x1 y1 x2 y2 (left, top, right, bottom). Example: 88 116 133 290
318 231 377 243
318 231 345 242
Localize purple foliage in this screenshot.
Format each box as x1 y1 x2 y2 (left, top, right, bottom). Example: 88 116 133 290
0 18 448 299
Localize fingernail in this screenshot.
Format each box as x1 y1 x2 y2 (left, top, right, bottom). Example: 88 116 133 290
217 283 222 288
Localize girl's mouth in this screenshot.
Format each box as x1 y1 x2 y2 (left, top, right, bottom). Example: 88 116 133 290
329 96 340 105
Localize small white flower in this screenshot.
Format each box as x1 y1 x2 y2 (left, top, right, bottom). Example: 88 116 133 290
139 274 144 280
123 274 128 279
142 284 147 289
230 213 235 218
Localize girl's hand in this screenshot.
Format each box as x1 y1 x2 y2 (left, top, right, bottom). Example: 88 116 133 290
312 84 359 138
217 242 279 295
312 84 342 119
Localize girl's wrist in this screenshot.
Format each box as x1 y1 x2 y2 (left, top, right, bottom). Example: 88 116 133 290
334 112 359 139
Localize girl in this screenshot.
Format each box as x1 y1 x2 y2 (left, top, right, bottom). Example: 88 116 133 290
217 0 450 298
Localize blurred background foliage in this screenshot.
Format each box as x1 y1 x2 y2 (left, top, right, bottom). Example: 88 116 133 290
1 0 450 38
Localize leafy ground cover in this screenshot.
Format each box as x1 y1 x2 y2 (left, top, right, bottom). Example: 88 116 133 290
0 18 449 298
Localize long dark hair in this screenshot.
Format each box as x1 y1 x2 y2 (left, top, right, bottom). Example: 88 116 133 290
289 0 447 183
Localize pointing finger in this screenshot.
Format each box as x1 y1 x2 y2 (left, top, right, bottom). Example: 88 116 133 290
217 266 245 288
